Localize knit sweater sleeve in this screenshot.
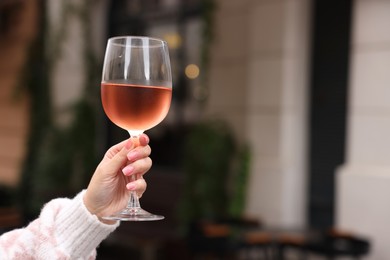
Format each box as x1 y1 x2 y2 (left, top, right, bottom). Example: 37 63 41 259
0 190 119 259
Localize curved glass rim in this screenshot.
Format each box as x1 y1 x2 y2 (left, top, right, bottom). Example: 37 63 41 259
108 36 167 47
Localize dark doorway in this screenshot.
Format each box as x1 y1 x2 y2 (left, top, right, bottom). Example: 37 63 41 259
308 0 353 228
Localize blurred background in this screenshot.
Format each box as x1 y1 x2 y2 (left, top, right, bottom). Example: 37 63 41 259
0 0 388 259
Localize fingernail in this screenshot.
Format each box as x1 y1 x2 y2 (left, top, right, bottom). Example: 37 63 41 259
127 151 137 161
143 134 150 144
122 165 134 176
125 139 134 150
126 182 136 190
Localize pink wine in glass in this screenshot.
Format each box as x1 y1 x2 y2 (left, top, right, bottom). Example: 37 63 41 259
101 83 172 131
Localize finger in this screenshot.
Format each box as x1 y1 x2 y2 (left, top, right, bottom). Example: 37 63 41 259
106 139 135 171
127 145 151 162
126 178 147 198
104 138 132 159
122 157 152 177
138 134 150 146
129 134 149 148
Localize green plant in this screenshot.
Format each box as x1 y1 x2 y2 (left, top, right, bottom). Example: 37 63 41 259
179 120 251 231
228 144 251 218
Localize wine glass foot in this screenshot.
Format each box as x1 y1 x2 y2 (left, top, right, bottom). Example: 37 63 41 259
102 207 164 221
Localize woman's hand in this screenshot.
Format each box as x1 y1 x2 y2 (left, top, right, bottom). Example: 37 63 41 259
83 134 152 223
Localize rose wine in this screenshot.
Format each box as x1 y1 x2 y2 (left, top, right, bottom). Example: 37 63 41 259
101 83 172 131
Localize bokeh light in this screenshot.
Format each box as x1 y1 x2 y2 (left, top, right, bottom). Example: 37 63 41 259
185 64 200 79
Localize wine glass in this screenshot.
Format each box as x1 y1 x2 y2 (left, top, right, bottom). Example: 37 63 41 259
100 36 172 221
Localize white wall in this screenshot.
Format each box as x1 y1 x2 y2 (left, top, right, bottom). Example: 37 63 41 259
336 0 390 259
206 0 311 228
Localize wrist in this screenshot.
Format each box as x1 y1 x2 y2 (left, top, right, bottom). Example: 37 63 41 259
97 216 117 225
83 192 117 225
83 191 97 215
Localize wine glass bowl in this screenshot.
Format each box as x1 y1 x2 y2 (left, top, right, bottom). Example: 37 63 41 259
101 36 172 221
101 83 172 136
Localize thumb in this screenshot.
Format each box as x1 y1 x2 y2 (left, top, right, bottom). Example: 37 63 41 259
107 138 135 171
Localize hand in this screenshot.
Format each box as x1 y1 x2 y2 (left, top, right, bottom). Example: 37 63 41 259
83 134 152 223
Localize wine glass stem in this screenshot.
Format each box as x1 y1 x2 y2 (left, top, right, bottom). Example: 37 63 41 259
127 188 141 208
126 132 143 210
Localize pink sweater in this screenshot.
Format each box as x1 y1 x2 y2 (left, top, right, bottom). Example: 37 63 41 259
0 191 119 259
